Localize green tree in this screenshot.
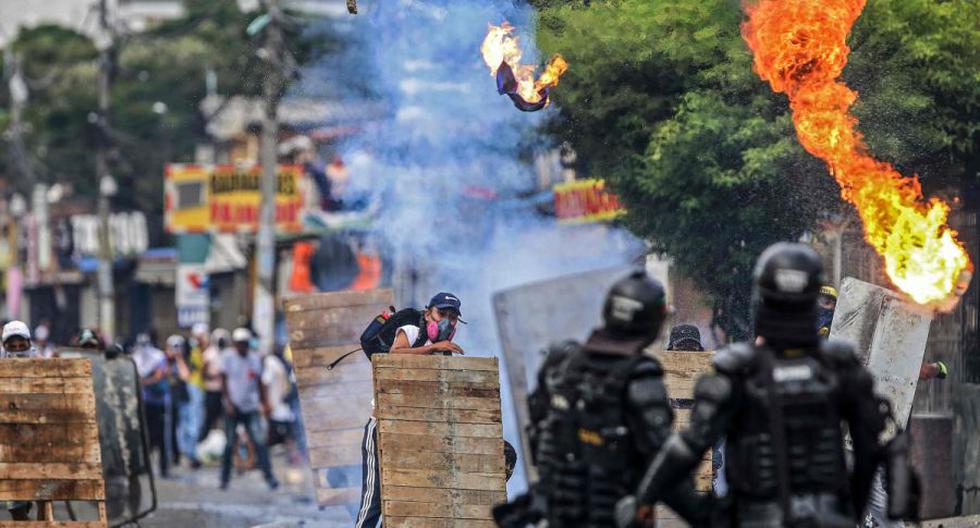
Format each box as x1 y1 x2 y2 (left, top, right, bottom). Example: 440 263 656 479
532 0 980 337
0 0 337 242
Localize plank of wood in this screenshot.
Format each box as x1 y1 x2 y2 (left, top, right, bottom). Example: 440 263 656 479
305 428 364 450
284 288 394 313
373 355 498 372
381 468 505 491
374 368 499 384
378 420 502 439
377 380 500 399
299 408 371 433
377 449 504 473
286 306 383 350
384 486 506 506
384 500 494 520
314 485 361 506
291 345 369 368
653 351 714 400
373 404 501 425
308 443 363 468
0 393 97 424
0 359 91 379
384 516 497 528
1 522 108 527
0 378 94 394
0 462 102 480
379 433 501 456
0 479 105 500
0 442 101 464
376 393 500 412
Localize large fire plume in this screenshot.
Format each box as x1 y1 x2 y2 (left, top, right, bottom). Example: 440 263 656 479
742 0 972 305
481 22 568 109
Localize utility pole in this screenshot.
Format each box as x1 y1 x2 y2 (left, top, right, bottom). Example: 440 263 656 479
96 0 116 341
253 0 287 355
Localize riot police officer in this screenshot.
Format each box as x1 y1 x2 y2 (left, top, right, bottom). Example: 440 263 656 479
494 270 707 528
616 242 889 528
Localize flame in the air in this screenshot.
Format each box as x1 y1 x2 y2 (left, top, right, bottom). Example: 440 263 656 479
742 0 972 305
481 22 568 105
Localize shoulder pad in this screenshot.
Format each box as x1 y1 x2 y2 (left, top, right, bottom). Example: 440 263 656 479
820 338 861 367
712 342 756 375
540 339 580 368
631 355 664 377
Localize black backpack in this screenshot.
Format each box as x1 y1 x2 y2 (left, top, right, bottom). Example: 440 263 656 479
359 307 428 359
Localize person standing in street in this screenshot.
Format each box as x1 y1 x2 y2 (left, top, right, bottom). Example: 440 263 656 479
616 243 903 528
494 272 707 528
184 324 208 468
132 331 172 478
200 328 230 442
220 328 278 490
262 346 301 465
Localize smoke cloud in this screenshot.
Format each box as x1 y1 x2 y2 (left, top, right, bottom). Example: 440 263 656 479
302 0 645 495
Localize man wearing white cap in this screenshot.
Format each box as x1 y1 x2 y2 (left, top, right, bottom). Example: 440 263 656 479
2 320 35 358
219 328 278 490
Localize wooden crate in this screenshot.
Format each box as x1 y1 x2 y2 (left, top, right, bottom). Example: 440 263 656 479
652 350 715 527
373 355 507 528
0 358 107 527
283 289 394 507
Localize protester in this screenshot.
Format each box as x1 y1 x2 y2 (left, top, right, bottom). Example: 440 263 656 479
200 328 230 442
184 324 208 468
132 332 171 478
262 346 301 465
76 328 104 351
220 328 278 490
1 321 36 520
355 292 464 528
666 324 704 352
33 324 56 358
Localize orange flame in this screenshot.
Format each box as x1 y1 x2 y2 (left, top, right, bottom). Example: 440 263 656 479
742 0 972 305
481 22 568 105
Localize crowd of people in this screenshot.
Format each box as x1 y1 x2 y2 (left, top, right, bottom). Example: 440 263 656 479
0 320 304 491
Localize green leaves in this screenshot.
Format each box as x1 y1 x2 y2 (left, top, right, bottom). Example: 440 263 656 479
533 0 978 336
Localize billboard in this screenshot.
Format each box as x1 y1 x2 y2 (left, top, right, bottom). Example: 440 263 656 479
553 179 625 224
165 164 306 234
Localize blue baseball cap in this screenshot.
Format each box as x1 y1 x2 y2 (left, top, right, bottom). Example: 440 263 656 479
429 292 462 316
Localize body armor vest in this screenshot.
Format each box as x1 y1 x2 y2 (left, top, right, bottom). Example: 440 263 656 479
725 343 853 524
534 346 643 528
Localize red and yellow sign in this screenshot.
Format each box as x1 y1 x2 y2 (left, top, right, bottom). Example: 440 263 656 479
165 164 305 234
553 179 625 224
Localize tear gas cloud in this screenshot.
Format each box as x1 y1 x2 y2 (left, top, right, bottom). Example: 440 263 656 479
301 0 645 494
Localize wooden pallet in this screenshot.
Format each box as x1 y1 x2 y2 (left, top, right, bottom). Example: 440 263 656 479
652 350 715 527
0 358 107 527
373 354 507 528
283 289 394 507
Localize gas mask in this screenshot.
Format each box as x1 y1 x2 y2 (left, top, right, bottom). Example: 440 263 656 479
426 318 456 342
816 306 835 335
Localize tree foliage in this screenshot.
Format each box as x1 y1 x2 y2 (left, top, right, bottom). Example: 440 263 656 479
532 0 980 337
0 0 337 243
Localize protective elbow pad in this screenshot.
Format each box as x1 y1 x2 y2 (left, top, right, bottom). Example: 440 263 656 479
636 433 701 505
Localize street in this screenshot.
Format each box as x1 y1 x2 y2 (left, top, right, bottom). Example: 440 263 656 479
140 449 350 528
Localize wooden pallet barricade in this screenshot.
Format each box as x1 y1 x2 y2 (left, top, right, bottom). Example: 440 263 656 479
373 354 507 528
284 289 394 507
653 350 715 526
0 358 107 527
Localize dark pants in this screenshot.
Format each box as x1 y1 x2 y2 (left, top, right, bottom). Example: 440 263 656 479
200 390 223 442
354 417 381 528
220 410 275 486
144 402 170 477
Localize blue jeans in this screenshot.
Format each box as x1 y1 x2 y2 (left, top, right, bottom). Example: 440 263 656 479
220 410 275 485
178 385 204 461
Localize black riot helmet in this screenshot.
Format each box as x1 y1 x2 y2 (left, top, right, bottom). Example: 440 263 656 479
753 242 824 349
602 269 668 342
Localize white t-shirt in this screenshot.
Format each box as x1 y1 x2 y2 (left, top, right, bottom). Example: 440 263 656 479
396 325 431 349
202 344 224 392
261 355 295 422
220 349 263 413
